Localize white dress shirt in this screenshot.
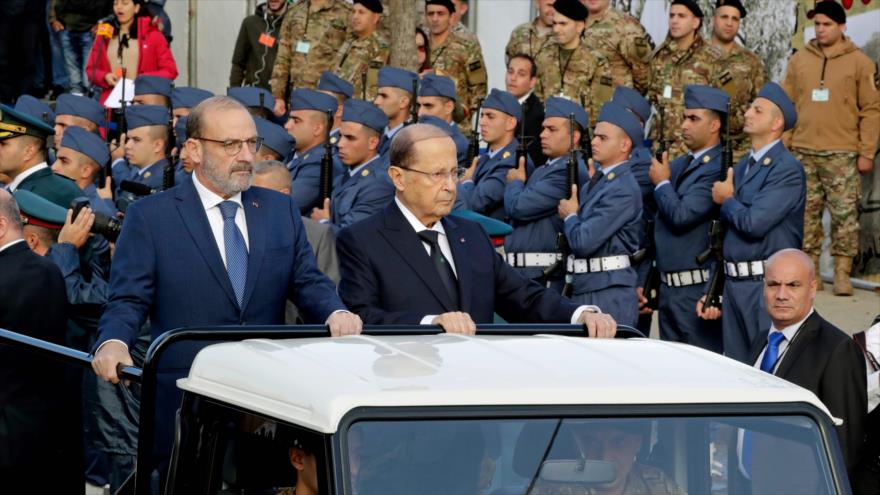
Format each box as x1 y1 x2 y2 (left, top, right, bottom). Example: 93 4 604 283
6 162 49 192
192 171 250 269
754 309 814 373
864 322 880 412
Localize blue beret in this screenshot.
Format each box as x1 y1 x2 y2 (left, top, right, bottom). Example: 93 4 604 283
134 75 173 97
14 189 67 229
544 96 589 130
227 87 275 113
419 74 457 101
612 86 651 124
290 88 338 114
14 95 54 127
482 88 521 121
172 87 213 110
342 99 388 134
253 116 294 159
60 125 110 167
378 66 419 93
175 115 188 149
757 82 797 131
318 72 354 99
598 101 644 146
684 85 730 114
55 93 104 126
417 115 455 138
0 103 55 140
126 104 170 129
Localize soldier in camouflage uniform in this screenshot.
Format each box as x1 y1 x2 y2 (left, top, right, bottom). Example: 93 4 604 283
269 0 350 116
505 0 556 61
534 0 614 125
312 0 389 101
450 0 479 43
648 0 723 158
583 0 654 94
710 0 766 162
424 0 488 121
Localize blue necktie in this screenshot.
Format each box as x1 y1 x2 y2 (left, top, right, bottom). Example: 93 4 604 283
760 331 786 373
218 201 248 307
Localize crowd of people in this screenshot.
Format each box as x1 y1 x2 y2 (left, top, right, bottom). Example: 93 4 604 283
0 0 878 493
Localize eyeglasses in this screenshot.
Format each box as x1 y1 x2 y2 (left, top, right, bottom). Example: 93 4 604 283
195 136 263 156
395 166 465 183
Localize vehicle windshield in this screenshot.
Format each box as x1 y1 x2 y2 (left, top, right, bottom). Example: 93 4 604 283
345 415 835 495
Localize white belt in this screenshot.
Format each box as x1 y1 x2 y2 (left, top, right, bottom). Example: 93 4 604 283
566 255 631 274
505 252 563 268
724 260 765 278
661 269 710 287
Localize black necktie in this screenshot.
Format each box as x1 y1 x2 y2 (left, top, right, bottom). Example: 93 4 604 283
745 156 756 176
674 154 695 189
586 169 604 195
418 230 459 307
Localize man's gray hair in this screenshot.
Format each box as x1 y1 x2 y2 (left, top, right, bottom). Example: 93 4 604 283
0 190 23 233
389 123 452 170
254 159 291 180
186 96 250 140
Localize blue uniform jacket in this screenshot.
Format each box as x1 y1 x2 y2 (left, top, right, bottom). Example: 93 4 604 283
456 139 533 219
504 156 588 279
564 160 642 293
329 155 395 232
451 124 470 168
720 141 805 262
653 145 723 273
288 142 345 215
337 201 580 324
629 146 657 243
83 183 118 218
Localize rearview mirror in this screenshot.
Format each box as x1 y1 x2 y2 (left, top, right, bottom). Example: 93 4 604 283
539 459 616 484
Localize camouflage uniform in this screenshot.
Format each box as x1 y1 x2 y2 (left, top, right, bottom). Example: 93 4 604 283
716 42 766 162
269 0 350 100
505 19 553 60
452 21 479 44
430 31 488 120
319 30 390 100
648 36 723 158
534 41 614 126
530 464 686 495
583 6 654 94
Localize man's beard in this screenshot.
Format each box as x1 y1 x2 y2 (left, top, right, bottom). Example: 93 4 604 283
202 154 253 197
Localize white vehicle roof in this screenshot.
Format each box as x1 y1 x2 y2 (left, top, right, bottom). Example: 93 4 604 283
177 334 833 433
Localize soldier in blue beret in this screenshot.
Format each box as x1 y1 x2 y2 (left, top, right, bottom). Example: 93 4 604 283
284 88 345 215
704 81 805 363
310 99 394 232
254 116 294 164
645 85 728 353
51 126 116 218
227 86 275 119
418 74 469 167
171 87 214 123
317 71 354 157
0 103 84 209
455 88 533 220
54 94 105 151
504 96 589 292
117 105 171 204
133 75 173 106
558 101 643 326
15 95 55 127
374 66 419 158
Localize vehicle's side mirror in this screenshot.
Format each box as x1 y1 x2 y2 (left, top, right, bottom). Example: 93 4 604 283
538 459 617 485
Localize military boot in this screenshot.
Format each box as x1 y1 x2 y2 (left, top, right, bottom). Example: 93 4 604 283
812 255 824 291
833 256 854 296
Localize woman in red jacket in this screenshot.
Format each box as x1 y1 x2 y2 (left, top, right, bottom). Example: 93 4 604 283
86 0 177 105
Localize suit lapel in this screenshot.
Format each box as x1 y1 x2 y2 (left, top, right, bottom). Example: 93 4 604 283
174 177 239 308
443 216 471 313
739 141 784 190
378 203 456 311
677 146 721 190
240 189 266 311
774 312 821 377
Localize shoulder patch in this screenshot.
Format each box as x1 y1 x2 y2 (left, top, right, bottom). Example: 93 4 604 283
468 60 483 73
369 60 383 69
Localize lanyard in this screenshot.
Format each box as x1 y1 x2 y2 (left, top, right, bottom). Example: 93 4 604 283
557 46 575 93
819 55 828 88
302 0 311 39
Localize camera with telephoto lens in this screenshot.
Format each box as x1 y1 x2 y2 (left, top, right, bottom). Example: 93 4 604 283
70 197 122 243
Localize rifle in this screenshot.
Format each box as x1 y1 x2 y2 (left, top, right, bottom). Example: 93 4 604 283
162 83 176 190
360 68 367 100
578 94 593 163
695 104 733 311
636 221 660 311
514 102 529 179
465 97 483 166
566 113 577 193
318 110 334 202
408 77 419 125
654 103 667 162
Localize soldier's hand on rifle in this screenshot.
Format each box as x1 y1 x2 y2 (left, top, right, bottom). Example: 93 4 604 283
712 168 734 205
636 287 653 315
649 151 670 185
461 156 478 182
273 99 286 118
58 207 94 249
92 340 134 385
96 176 113 200
696 295 722 320
507 156 527 183
857 156 874 175
558 185 579 219
310 198 331 222
110 133 127 162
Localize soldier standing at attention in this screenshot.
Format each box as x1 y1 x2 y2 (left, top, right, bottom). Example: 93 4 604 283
505 0 556 61
424 0 488 123
582 0 654 94
709 0 766 162
269 0 350 117
648 0 722 158
534 0 613 123
781 0 880 296
373 67 419 158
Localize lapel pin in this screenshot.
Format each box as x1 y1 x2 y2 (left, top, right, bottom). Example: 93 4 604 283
252 201 259 208
460 237 465 243
502 151 511 159
702 155 711 163
763 158 771 166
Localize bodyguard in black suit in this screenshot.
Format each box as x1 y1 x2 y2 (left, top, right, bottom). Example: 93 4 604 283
505 53 546 165
750 249 866 473
337 123 616 336
0 189 83 492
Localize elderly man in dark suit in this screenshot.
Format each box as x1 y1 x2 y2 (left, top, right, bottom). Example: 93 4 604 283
336 123 616 336
750 248 866 474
